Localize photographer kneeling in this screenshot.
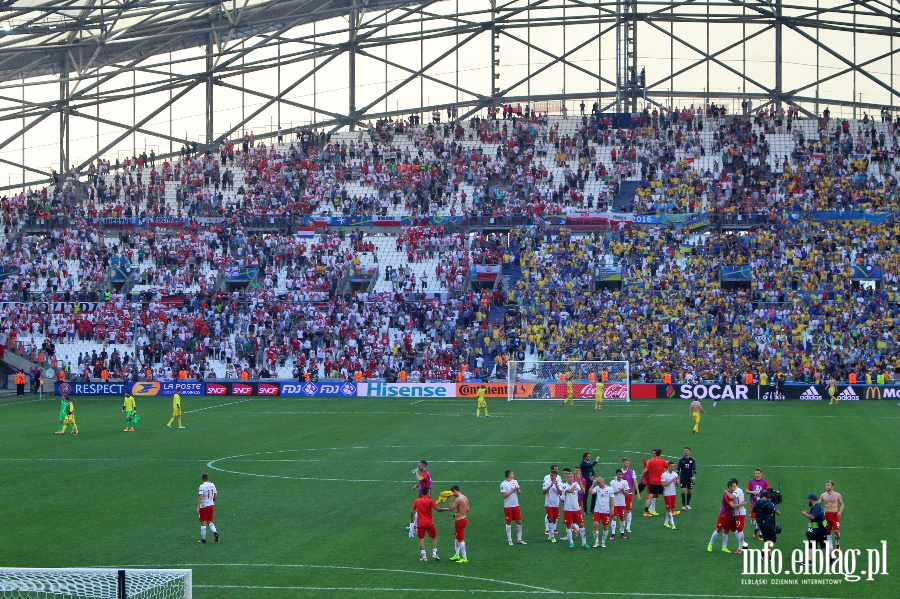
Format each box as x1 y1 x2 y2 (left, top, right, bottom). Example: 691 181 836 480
754 490 781 546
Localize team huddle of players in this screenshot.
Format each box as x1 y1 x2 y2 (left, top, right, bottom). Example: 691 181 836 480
409 454 845 562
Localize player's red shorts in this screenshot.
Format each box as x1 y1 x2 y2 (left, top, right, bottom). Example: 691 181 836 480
613 505 626 518
664 495 676 510
417 523 436 539
731 515 746 533
198 506 214 522
624 493 633 510
563 510 584 526
593 512 611 525
504 506 522 524
545 506 560 520
825 512 840 533
454 518 468 541
715 513 733 532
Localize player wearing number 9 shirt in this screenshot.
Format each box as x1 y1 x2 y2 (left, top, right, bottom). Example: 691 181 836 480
197 473 219 543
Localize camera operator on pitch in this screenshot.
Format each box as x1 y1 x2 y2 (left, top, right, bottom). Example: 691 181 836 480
754 489 781 544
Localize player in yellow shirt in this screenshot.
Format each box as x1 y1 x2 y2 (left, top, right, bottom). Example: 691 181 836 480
827 378 837 405
123 393 137 432
476 385 489 417
594 381 604 411
564 377 575 406
59 395 78 435
167 392 185 429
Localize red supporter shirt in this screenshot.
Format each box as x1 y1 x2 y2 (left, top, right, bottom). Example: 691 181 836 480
645 457 668 486
412 497 437 527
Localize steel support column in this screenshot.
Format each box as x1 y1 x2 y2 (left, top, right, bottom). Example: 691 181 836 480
59 59 69 174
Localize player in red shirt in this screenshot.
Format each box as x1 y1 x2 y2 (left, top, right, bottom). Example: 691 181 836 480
410 489 451 561
643 449 668 516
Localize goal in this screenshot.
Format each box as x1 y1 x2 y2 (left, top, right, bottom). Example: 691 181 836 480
507 360 630 401
0 568 191 599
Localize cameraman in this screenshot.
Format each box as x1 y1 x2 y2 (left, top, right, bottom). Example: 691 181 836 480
754 490 780 545
801 493 828 564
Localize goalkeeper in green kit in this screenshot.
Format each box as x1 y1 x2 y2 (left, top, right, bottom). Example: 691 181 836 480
57 396 67 433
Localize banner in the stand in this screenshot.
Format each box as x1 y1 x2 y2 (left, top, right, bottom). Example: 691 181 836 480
109 266 137 282
721 266 752 282
470 264 501 281
224 266 259 282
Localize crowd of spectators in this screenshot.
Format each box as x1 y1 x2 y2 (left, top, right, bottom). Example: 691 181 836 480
1 108 899 386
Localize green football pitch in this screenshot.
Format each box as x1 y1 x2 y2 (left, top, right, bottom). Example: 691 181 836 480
0 394 897 599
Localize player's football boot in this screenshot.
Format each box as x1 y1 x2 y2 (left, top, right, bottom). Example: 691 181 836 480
592 542 600 548
601 542 606 548
179 426 186 429
620 534 627 539
420 557 427 561
450 555 460 561
199 539 206 543
167 424 172 428
649 510 659 516
568 541 574 548
582 543 590 548
457 558 468 564
721 546 731 553
672 511 680 515
432 555 440 561
517 540 527 545
642 512 652 517
550 537 557 543
214 532 219 542
734 549 743 555
707 543 713 552
670 525 676 530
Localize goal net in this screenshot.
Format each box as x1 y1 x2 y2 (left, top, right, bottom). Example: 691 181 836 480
0 568 191 599
507 360 630 401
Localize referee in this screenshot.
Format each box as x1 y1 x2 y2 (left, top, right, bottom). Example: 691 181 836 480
580 452 599 513
676 447 697 510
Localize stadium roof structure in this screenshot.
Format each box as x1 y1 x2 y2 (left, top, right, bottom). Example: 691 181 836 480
0 0 897 191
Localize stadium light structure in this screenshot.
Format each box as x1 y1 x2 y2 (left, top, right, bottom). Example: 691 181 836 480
0 0 896 192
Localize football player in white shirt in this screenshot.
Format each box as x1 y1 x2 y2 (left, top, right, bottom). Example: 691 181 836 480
661 462 679 529
560 469 588 548
588 477 613 547
608 469 631 539
197 472 219 543
542 466 563 543
729 477 748 553
500 470 526 545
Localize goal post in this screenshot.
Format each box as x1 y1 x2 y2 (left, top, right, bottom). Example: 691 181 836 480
507 360 630 401
0 568 191 599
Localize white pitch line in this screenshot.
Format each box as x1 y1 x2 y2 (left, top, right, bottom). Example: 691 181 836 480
184 399 253 414
193 585 843 599
113 563 841 599
410 400 425 405
0 398 47 407
111 563 556 594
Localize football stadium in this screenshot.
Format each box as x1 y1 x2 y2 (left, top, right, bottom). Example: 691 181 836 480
0 0 898 597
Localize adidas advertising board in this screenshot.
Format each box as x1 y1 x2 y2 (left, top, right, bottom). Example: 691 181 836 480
799 386 823 401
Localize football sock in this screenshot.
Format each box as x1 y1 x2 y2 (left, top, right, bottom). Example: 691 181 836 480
594 531 599 542
681 493 686 506
72 424 78 433
516 524 522 541
200 526 207 541
455 540 460 554
506 524 512 541
709 531 719 545
722 533 729 548
736 531 744 547
421 550 427 559
484 408 488 416
208 523 217 534
579 528 586 542
549 522 556 536
650 498 657 512
61 424 68 433
167 418 174 426
686 493 692 505
611 521 617 535
626 513 633 528
432 548 438 557
545 515 549 532
459 542 466 559
178 418 182 427
602 530 609 543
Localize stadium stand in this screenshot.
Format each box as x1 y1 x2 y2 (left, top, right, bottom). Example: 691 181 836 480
2 106 898 385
